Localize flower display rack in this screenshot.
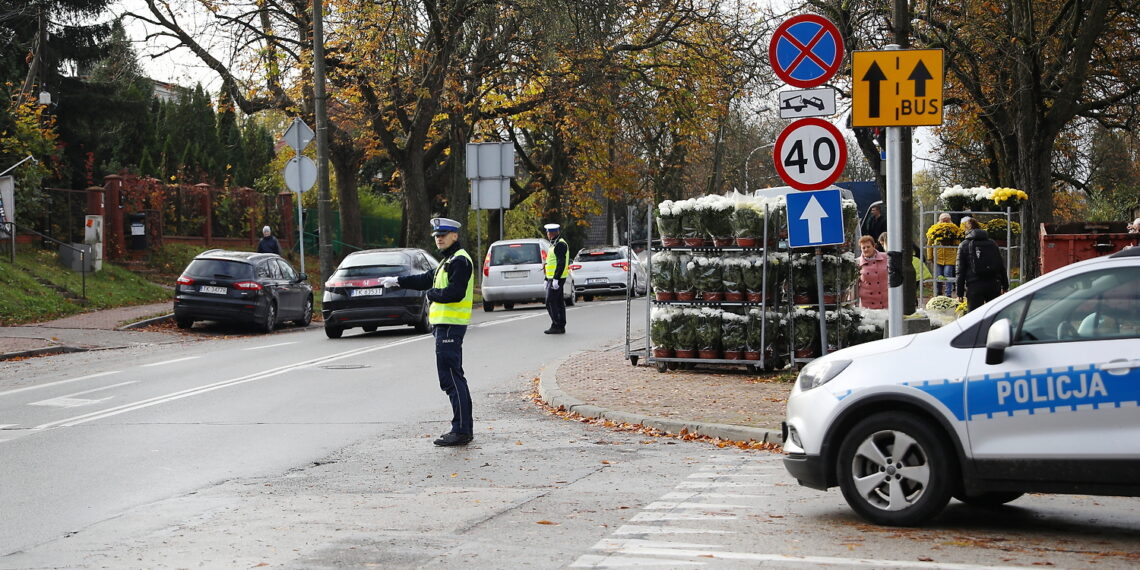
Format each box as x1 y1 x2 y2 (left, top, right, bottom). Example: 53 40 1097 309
917 206 1024 309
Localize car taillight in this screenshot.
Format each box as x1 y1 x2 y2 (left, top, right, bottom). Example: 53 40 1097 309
483 253 491 277
234 281 262 291
176 276 194 285
569 264 582 271
612 261 630 271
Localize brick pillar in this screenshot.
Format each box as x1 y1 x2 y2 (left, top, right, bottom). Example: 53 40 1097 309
103 175 124 259
197 183 212 246
278 192 295 251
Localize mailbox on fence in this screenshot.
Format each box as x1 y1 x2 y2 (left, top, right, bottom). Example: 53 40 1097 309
1040 222 1139 273
128 212 147 250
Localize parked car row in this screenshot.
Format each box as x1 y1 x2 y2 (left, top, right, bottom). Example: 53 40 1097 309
172 240 643 335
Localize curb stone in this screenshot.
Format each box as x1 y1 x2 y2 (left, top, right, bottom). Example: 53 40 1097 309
537 354 783 445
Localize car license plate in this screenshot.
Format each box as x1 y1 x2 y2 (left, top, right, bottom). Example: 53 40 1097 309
351 288 383 297
199 285 227 295
503 271 529 279
587 277 608 284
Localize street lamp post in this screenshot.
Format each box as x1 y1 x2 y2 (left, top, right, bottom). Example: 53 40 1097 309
744 142 775 192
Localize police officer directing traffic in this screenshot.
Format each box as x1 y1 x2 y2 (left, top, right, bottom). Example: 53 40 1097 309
543 223 570 334
380 217 476 446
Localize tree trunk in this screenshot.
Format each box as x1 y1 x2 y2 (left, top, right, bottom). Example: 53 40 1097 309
401 149 433 251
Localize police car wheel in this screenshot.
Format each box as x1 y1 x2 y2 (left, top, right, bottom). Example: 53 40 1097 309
837 412 954 526
258 302 277 334
953 491 1023 507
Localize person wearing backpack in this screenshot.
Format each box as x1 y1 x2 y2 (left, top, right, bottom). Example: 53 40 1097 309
955 217 1009 312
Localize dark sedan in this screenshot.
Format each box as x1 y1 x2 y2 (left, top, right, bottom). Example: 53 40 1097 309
321 248 439 338
173 250 313 333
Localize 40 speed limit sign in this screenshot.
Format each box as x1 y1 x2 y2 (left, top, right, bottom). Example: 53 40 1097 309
773 118 847 191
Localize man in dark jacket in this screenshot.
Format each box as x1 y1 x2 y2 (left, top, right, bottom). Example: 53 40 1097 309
956 217 1009 312
380 217 476 447
257 226 281 255
861 204 887 250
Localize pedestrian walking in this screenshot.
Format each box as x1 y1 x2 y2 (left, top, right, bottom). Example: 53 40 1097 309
856 235 888 309
956 217 1009 313
380 217 476 447
543 223 570 334
257 225 281 255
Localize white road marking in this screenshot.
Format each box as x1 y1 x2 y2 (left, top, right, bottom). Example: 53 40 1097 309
578 539 1024 568
613 526 732 536
474 313 545 328
243 342 297 350
28 381 137 408
674 481 768 489
643 502 751 510
660 492 766 500
0 424 18 430
0 371 120 398
31 335 428 431
629 512 737 522
140 356 200 367
686 472 766 478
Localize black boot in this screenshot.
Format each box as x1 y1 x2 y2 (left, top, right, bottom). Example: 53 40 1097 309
434 433 473 446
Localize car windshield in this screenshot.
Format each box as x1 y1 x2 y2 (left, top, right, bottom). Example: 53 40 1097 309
339 252 408 270
491 244 542 265
575 250 624 262
184 259 254 280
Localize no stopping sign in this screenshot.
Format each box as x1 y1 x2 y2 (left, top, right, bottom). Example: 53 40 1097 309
773 118 847 191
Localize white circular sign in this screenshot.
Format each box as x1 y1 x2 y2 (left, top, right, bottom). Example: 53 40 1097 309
773 118 847 191
283 156 318 193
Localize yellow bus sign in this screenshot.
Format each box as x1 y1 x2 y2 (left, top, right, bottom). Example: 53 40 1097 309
852 49 944 127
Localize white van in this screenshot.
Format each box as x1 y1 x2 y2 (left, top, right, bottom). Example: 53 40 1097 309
783 246 1140 526
480 238 575 311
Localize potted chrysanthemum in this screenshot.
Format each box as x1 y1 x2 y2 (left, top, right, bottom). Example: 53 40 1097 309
991 187 1027 211
655 200 682 246
689 255 723 301
721 311 748 359
696 307 722 359
651 251 675 300
650 307 675 358
721 256 745 301
675 199 703 246
673 309 698 358
983 218 1021 246
730 200 765 247
674 253 695 301
791 307 819 358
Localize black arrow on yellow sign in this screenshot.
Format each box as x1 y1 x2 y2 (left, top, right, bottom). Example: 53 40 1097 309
909 60 933 97
861 61 886 118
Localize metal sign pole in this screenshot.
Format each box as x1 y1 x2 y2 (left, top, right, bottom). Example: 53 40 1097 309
815 247 828 356
297 195 305 275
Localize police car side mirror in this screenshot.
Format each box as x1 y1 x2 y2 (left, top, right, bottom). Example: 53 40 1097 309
985 318 1012 365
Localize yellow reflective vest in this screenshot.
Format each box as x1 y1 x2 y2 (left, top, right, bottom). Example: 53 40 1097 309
544 238 569 279
428 249 474 325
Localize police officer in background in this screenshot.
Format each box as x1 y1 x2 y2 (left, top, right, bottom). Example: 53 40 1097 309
543 223 570 334
380 217 475 446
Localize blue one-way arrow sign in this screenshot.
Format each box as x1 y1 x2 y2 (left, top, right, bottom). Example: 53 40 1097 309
785 189 845 248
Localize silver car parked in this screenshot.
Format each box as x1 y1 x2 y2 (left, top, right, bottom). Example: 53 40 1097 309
480 238 575 311
571 245 647 301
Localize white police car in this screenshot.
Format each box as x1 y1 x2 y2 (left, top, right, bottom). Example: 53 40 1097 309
782 246 1140 526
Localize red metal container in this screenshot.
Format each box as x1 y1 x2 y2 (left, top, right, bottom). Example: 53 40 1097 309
1039 222 1138 273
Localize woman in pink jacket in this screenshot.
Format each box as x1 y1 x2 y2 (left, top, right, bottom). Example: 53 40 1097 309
856 235 888 309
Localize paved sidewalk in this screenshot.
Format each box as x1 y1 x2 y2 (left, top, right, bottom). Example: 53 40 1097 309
1 303 787 445
0 302 177 359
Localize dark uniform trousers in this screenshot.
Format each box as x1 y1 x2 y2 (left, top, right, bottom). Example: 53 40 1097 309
546 278 567 329
433 323 472 435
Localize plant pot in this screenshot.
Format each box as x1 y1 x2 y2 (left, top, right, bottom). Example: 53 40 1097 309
652 347 673 358
793 293 815 305
795 347 817 359
698 349 721 359
994 239 1008 248
724 292 744 302
822 293 838 305
655 291 676 301
746 292 764 303
676 291 696 301
661 237 683 247
735 237 757 247
704 238 716 246
701 291 724 301
743 350 761 361
713 237 734 247
722 350 741 360
674 349 697 359
682 237 705 247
